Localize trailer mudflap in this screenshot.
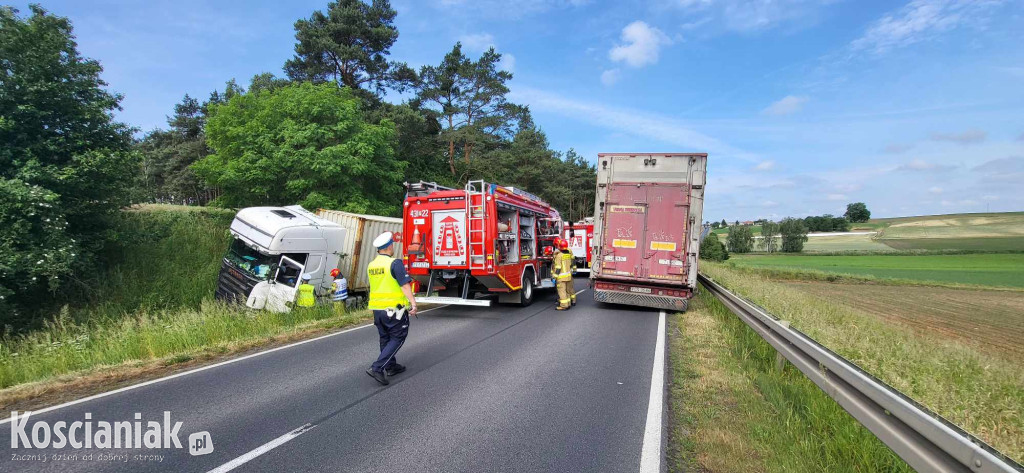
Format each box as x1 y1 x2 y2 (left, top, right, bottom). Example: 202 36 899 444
415 296 492 307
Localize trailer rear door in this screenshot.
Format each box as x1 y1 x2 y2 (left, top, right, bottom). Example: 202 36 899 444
601 184 647 277
601 183 689 280
645 183 689 281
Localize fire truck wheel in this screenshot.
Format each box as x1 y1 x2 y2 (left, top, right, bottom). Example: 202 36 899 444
519 273 535 307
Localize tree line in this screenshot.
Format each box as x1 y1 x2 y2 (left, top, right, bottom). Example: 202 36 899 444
136 0 596 220
0 2 596 322
705 202 872 256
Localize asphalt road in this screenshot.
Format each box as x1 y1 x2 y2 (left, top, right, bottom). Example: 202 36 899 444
1 279 664 473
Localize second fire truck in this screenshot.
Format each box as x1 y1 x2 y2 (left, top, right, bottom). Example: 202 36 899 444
402 181 565 307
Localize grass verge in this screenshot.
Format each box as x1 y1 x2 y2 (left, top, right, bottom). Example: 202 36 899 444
667 291 911 472
0 302 371 409
700 262 1024 463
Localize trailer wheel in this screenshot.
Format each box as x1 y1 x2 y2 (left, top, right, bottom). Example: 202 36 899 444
519 273 535 307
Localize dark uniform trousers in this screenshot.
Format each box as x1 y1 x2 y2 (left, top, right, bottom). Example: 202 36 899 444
371 309 409 373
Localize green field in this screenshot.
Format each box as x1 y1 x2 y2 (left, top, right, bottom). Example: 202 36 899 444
727 253 1024 288
875 212 1024 251
801 234 893 252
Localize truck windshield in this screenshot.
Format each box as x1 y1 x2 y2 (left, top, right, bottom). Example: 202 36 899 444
225 238 276 280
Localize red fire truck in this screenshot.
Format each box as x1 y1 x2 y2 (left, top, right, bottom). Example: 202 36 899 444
402 181 564 307
563 218 594 272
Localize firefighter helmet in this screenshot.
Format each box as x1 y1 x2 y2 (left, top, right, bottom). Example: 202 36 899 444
330 268 341 278
558 238 569 250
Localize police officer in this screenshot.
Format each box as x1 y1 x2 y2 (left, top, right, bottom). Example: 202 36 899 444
365 231 417 386
552 238 576 310
296 273 315 308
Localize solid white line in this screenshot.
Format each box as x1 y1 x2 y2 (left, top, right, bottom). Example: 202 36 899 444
639 310 666 473
206 423 315 473
0 305 451 424
574 289 588 295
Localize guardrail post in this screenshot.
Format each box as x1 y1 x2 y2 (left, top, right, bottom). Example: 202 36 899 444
775 320 790 372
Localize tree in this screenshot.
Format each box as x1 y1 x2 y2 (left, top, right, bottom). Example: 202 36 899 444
720 219 727 228
193 82 404 215
137 94 215 205
416 43 521 175
759 221 780 253
779 217 808 252
727 225 755 253
700 233 729 262
1 6 136 317
284 0 415 98
845 202 871 223
711 221 720 229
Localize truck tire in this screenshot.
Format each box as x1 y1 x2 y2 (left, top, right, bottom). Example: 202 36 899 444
519 273 535 307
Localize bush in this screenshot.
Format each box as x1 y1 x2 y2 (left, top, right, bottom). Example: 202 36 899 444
700 233 729 262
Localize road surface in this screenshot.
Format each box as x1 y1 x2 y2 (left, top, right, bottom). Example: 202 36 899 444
1 279 665 473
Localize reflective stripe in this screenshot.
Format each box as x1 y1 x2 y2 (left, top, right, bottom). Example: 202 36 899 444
367 255 408 310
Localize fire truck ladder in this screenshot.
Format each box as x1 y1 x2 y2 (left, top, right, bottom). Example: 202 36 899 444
466 180 488 273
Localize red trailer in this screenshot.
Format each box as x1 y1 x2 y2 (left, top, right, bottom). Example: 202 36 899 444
590 153 707 312
563 218 594 272
402 181 564 307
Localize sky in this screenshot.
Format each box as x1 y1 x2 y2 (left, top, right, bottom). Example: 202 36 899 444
10 0 1024 221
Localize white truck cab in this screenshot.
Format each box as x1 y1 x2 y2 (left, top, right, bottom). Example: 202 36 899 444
215 205 346 312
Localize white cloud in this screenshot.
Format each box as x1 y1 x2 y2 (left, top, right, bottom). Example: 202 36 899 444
609 21 672 68
499 53 516 72
930 129 987 144
883 143 913 153
826 194 847 201
600 68 621 86
928 186 943 194
459 33 495 52
850 0 1004 54
671 0 834 33
753 160 775 171
762 95 808 116
896 159 956 172
510 86 758 162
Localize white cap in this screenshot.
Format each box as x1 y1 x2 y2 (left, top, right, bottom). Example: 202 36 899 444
301 273 312 281
373 231 394 249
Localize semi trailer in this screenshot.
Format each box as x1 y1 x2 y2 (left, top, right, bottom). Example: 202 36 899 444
402 180 564 307
589 153 707 312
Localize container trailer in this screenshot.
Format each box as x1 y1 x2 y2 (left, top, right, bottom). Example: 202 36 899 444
589 153 707 312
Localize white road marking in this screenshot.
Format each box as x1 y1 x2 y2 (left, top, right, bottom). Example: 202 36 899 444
206 423 315 473
574 289 588 295
639 310 666 473
0 305 451 424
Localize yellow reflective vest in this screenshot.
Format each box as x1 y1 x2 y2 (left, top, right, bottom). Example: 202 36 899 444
296 283 315 307
367 255 409 310
552 250 574 281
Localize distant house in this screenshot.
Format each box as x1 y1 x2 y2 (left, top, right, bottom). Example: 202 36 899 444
741 220 755 225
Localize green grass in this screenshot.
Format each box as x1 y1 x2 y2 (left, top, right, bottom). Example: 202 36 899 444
881 236 1024 251
700 262 1024 462
667 291 911 472
727 253 1024 288
801 234 894 252
0 205 369 391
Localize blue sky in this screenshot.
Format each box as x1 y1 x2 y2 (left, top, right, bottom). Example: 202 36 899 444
12 0 1024 221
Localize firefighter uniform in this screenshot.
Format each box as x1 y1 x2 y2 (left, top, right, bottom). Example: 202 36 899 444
366 232 414 385
552 248 575 309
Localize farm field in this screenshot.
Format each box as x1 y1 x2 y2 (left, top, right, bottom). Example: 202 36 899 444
700 262 1024 462
801 233 892 252
782 281 1024 358
875 212 1024 251
728 253 1024 288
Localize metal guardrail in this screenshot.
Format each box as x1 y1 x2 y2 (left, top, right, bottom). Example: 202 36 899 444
697 273 1023 473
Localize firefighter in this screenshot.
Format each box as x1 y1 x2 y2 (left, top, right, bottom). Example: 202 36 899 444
330 268 348 305
552 238 575 310
365 231 417 386
296 273 315 308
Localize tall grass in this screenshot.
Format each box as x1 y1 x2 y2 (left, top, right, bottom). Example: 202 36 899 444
668 292 912 472
0 302 365 389
0 205 369 391
701 262 1024 463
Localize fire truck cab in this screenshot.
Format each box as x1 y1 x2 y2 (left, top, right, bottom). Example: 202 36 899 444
402 180 564 307
564 217 594 273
